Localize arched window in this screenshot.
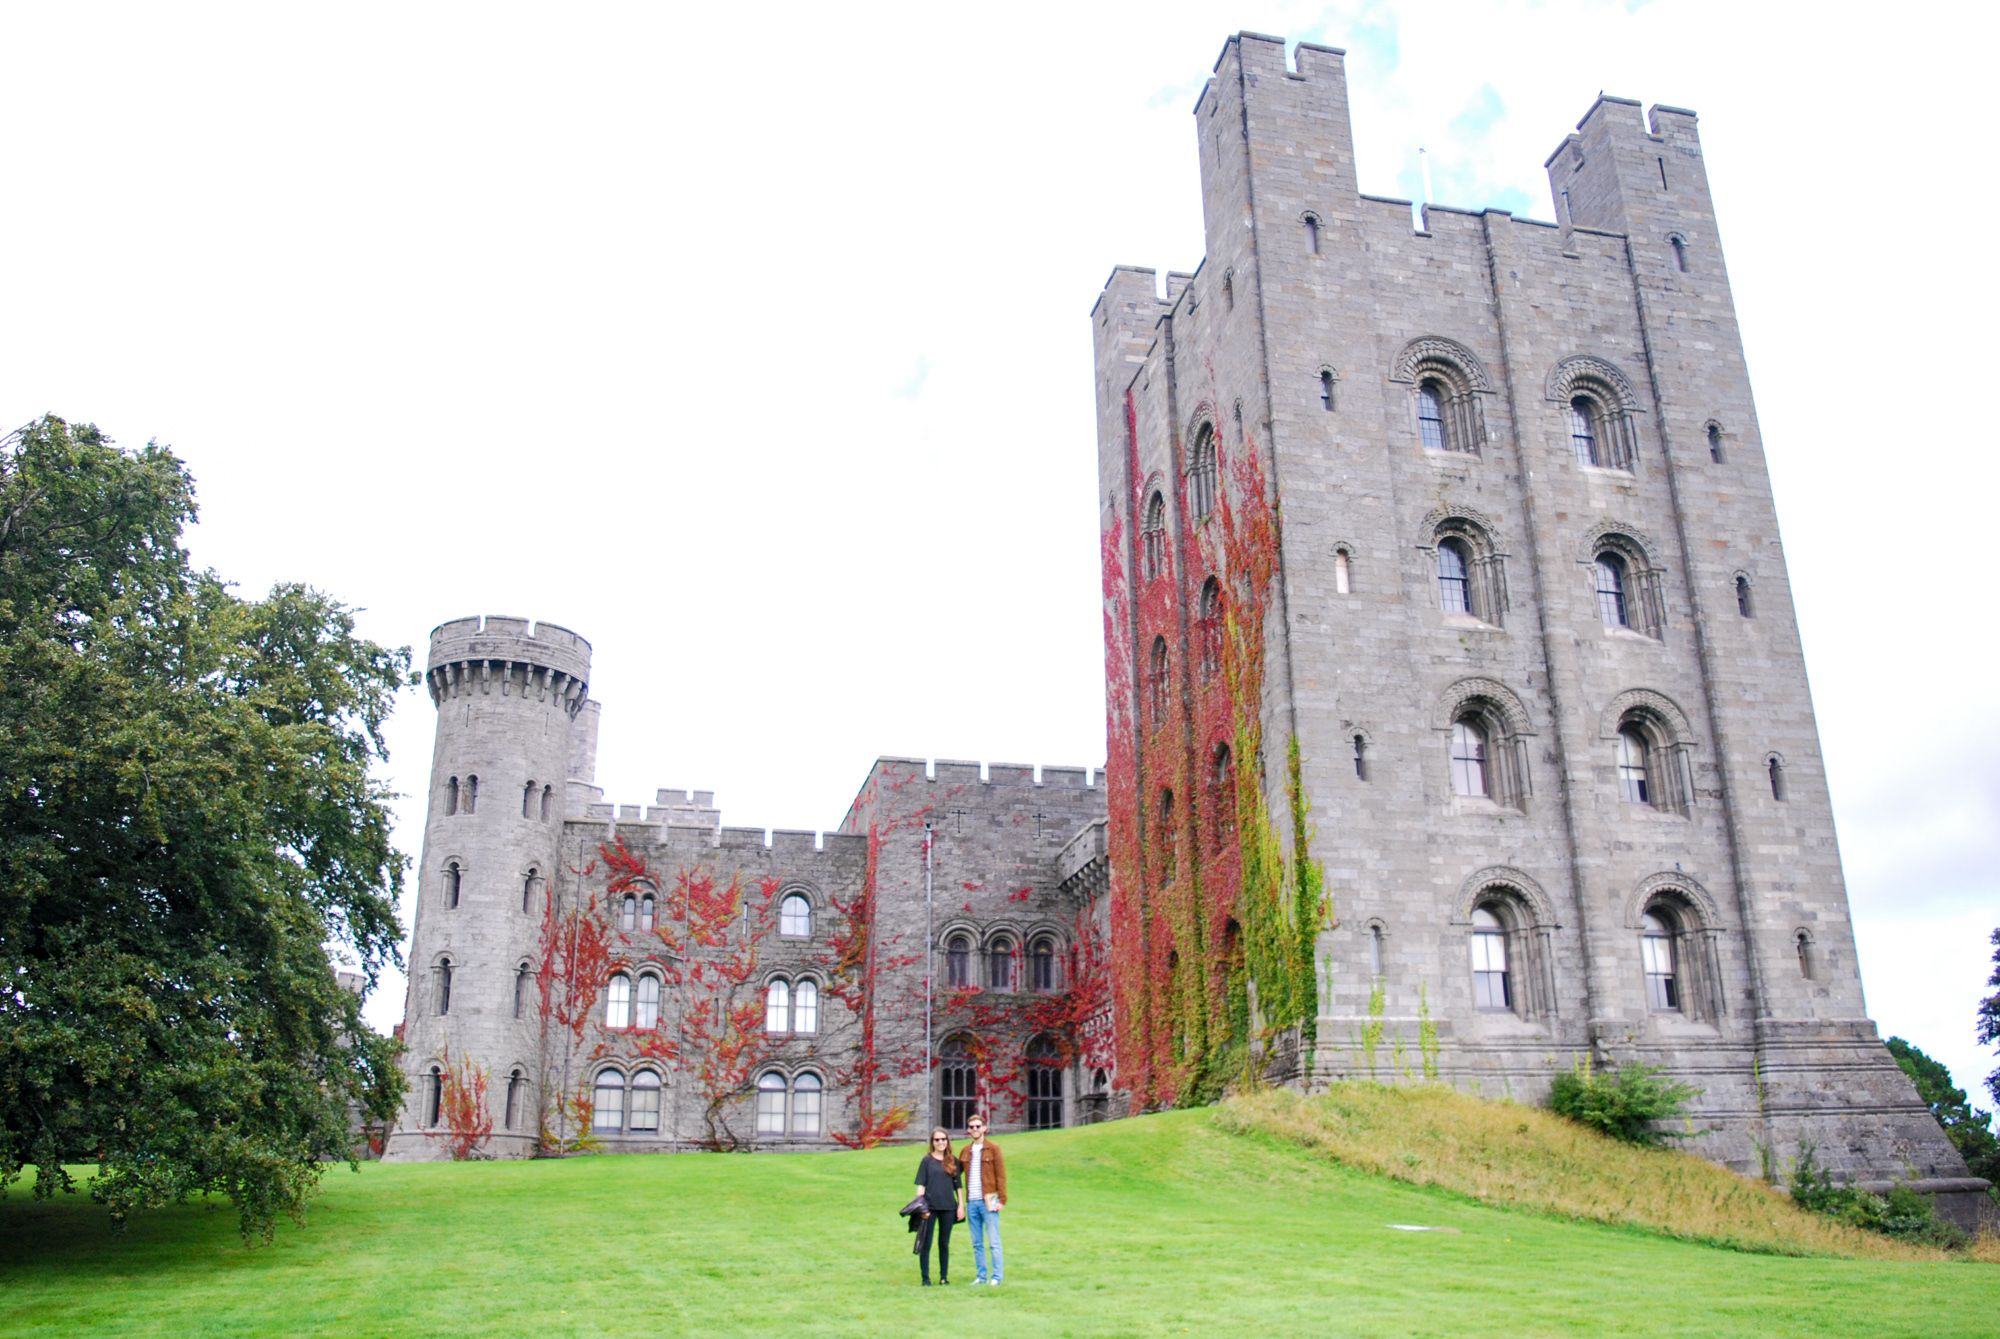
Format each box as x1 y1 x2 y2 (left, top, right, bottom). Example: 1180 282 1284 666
1303 213 1321 254
1736 575 1754 618
1417 382 1448 451
755 1072 788 1136
636 974 661 1030
1208 743 1234 851
630 1070 661 1133
1334 548 1352 594
1596 555 1630 628
593 1070 625 1132
1031 938 1057 993
1671 236 1688 272
639 895 655 931
939 1037 977 1132
793 980 818 1034
1189 424 1218 521
780 894 812 937
445 776 459 815
620 895 638 932
1436 540 1472 614
1368 924 1385 978
605 974 631 1029
1319 368 1337 411
436 958 454 1015
1142 492 1167 580
1795 930 1814 979
504 1068 524 1131
444 861 461 909
1707 422 1725 464
1198 578 1223 683
540 784 553 820
464 775 478 813
1641 911 1680 1010
988 938 1015 992
1352 733 1368 782
1449 719 1489 798
765 979 791 1033
1470 907 1511 1011
947 935 972 989
1768 755 1786 801
1148 637 1170 731
514 961 531 1019
425 1066 443 1127
1617 728 1652 804
1158 789 1176 882
523 780 536 818
791 1073 822 1136
1026 1036 1063 1130
522 868 539 915
1569 398 1601 466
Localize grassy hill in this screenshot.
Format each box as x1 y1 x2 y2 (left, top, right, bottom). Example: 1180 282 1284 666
2 1099 1994 1338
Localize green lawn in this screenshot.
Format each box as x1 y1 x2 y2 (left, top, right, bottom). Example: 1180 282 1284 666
2 1109 1992 1338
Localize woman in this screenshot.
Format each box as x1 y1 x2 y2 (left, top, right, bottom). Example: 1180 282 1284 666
911 1127 964 1286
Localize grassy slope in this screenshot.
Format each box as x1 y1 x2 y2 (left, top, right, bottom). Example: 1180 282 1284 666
1 1110 1993 1339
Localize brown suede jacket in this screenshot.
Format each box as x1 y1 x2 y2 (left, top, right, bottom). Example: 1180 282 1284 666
956 1137 1007 1207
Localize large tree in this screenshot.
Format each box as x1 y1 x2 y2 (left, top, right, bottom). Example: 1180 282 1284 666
1885 1036 1999 1187
0 416 409 1239
1981 928 2000 1109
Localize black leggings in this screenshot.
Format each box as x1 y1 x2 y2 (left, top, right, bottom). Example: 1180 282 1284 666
916 1212 955 1281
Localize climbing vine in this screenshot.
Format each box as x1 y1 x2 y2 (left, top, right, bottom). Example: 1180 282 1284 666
435 1050 493 1161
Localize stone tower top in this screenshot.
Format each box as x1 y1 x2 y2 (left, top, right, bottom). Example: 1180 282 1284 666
422 614 592 715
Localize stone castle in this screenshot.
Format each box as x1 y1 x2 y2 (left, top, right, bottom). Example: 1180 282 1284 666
386 30 1983 1218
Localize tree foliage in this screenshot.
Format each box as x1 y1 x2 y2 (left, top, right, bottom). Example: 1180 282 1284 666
1979 927 2000 1110
0 416 410 1239
1885 1036 2000 1187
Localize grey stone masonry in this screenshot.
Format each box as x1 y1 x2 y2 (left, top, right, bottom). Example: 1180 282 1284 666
1090 31 1983 1217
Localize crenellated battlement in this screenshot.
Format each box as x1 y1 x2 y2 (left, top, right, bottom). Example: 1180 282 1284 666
425 614 591 716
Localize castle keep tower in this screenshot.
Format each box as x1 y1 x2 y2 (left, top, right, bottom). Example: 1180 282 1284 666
387 616 594 1159
1092 31 1982 1210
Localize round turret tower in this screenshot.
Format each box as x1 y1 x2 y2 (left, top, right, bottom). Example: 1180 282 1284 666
385 615 593 1160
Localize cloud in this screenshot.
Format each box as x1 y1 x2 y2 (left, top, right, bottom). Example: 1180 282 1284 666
1145 76 1208 110
890 356 930 401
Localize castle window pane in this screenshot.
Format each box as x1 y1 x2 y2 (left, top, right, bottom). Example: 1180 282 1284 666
756 1072 787 1136
437 959 453 1015
592 1071 625 1132
1737 575 1754 618
1191 428 1218 520
425 1068 443 1127
1026 1037 1063 1130
791 1073 822 1136
1148 637 1170 730
446 776 458 815
465 775 477 813
1334 550 1351 594
445 862 461 909
523 781 536 818
636 974 661 1030
620 895 637 932
940 1039 977 1132
522 870 538 915
1199 579 1223 682
793 980 818 1034
1418 384 1447 451
1470 907 1511 1011
1143 493 1167 580
1641 912 1680 1010
1708 423 1725 464
780 894 811 937
505 1070 523 1131
605 974 631 1029
1368 925 1384 977
541 784 553 820
947 936 971 988
989 939 1014 992
514 963 530 1019
1570 399 1600 466
629 1070 661 1132
1618 729 1651 804
1450 720 1489 798
1436 541 1471 614
1596 556 1629 628
765 979 790 1033
1031 939 1057 993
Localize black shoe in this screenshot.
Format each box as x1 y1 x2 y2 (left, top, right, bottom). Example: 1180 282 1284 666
922 1279 933 1287
939 1278 950 1286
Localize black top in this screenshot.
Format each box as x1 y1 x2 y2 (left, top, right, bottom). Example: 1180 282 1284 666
913 1153 961 1214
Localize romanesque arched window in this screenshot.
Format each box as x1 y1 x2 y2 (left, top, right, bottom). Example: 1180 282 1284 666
1596 554 1629 628
1208 743 1235 851
1548 357 1639 471
755 1072 787 1136
619 894 638 932
780 893 812 937
540 784 553 820
1148 637 1170 731
593 1070 625 1133
504 1068 525 1131
522 868 539 915
1418 381 1448 450
444 861 461 909
939 1036 978 1132
464 775 478 813
765 979 790 1033
1470 906 1511 1011
1437 540 1472 614
1641 911 1679 1011
1634 883 1721 1021
1198 578 1223 683
947 935 971 988
523 780 537 818
1026 1035 1063 1130
436 957 454 1015
1450 719 1489 799
1569 398 1602 466
1030 937 1057 993
791 1073 822 1136
635 973 661 1030
1143 492 1167 580
1439 680 1535 811
793 979 818 1034
629 1070 661 1133
1617 728 1652 805
1189 423 1218 521
1589 531 1666 638
1395 338 1491 455
1606 695 1697 815
988 936 1015 992
1427 514 1508 626
425 1065 443 1127
514 961 531 1019
605 973 631 1029
445 776 459 815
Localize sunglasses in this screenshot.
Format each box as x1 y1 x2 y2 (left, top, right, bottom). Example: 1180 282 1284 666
931 1135 949 1143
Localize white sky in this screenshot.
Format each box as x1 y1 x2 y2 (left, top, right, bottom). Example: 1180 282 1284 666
4 0 1994 1104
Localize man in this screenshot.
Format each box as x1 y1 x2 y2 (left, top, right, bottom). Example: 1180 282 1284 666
959 1113 1007 1285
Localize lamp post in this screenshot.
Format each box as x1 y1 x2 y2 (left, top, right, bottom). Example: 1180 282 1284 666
923 821 934 1129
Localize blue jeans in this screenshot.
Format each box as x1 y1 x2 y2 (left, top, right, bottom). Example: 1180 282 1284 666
967 1199 1004 1281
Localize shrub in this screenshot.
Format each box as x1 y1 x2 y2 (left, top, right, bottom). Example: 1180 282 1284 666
1788 1142 1969 1250
1546 1057 1700 1146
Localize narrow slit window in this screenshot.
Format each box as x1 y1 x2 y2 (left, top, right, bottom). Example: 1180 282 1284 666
1142 493 1167 580
1368 925 1384 978
514 963 530 1019
1795 931 1813 979
464 775 477 813
1353 734 1367 781
1671 236 1687 271
505 1069 524 1130
1304 214 1320 254
523 781 536 818
445 861 461 909
522 869 538 915
437 958 453 1015
1158 789 1176 882
1148 637 1170 731
1736 575 1754 618
1658 157 1669 190
1708 423 1725 463
541 784 553 820
1320 369 1336 410
1334 549 1351 594
1768 756 1786 801
446 776 459 815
